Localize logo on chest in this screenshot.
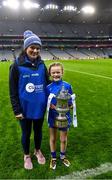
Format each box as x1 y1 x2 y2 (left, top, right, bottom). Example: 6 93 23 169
25 83 35 92
25 83 44 93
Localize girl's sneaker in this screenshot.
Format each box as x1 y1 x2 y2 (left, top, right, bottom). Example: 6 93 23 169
61 157 70 167
50 158 57 170
24 155 33 170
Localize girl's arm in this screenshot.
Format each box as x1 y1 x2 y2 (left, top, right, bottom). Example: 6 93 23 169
68 84 73 107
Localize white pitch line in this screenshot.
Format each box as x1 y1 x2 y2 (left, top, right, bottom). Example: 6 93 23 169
65 69 112 80
56 162 112 179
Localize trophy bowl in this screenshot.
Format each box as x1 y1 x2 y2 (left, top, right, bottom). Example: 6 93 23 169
54 85 71 128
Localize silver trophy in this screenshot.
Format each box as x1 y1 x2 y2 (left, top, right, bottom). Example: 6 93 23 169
54 85 71 128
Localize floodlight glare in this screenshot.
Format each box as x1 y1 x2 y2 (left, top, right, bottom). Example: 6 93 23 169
45 4 58 10
81 5 95 14
23 0 40 9
32 3 40 8
3 0 20 9
2 1 7 6
63 5 77 11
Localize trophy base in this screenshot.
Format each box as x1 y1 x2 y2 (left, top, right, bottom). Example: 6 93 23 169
54 119 68 128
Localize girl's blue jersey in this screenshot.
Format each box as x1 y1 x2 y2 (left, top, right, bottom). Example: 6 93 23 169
46 80 73 128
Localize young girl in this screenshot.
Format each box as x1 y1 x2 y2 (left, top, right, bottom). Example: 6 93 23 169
46 63 76 170
9 30 50 170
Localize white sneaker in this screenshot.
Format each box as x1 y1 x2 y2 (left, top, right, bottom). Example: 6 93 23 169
24 155 33 170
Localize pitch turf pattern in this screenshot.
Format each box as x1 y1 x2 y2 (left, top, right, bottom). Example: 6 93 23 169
56 163 112 179
0 59 112 179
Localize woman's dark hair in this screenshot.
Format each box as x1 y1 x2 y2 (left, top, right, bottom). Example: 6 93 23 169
18 49 26 58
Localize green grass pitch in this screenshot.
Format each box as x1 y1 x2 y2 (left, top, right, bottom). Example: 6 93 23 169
0 59 112 179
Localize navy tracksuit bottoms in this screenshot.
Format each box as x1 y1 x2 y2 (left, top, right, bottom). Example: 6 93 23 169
19 118 44 155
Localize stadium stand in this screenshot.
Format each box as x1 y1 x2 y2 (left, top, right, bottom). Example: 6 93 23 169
0 0 112 60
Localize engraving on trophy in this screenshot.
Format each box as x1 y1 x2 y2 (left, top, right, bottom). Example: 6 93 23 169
54 85 71 128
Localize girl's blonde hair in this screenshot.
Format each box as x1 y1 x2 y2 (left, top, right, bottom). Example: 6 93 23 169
48 62 64 75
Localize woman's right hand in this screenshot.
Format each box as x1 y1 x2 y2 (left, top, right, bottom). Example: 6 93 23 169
15 113 24 120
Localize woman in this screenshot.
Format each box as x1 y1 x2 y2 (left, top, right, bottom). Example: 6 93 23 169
9 30 50 170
